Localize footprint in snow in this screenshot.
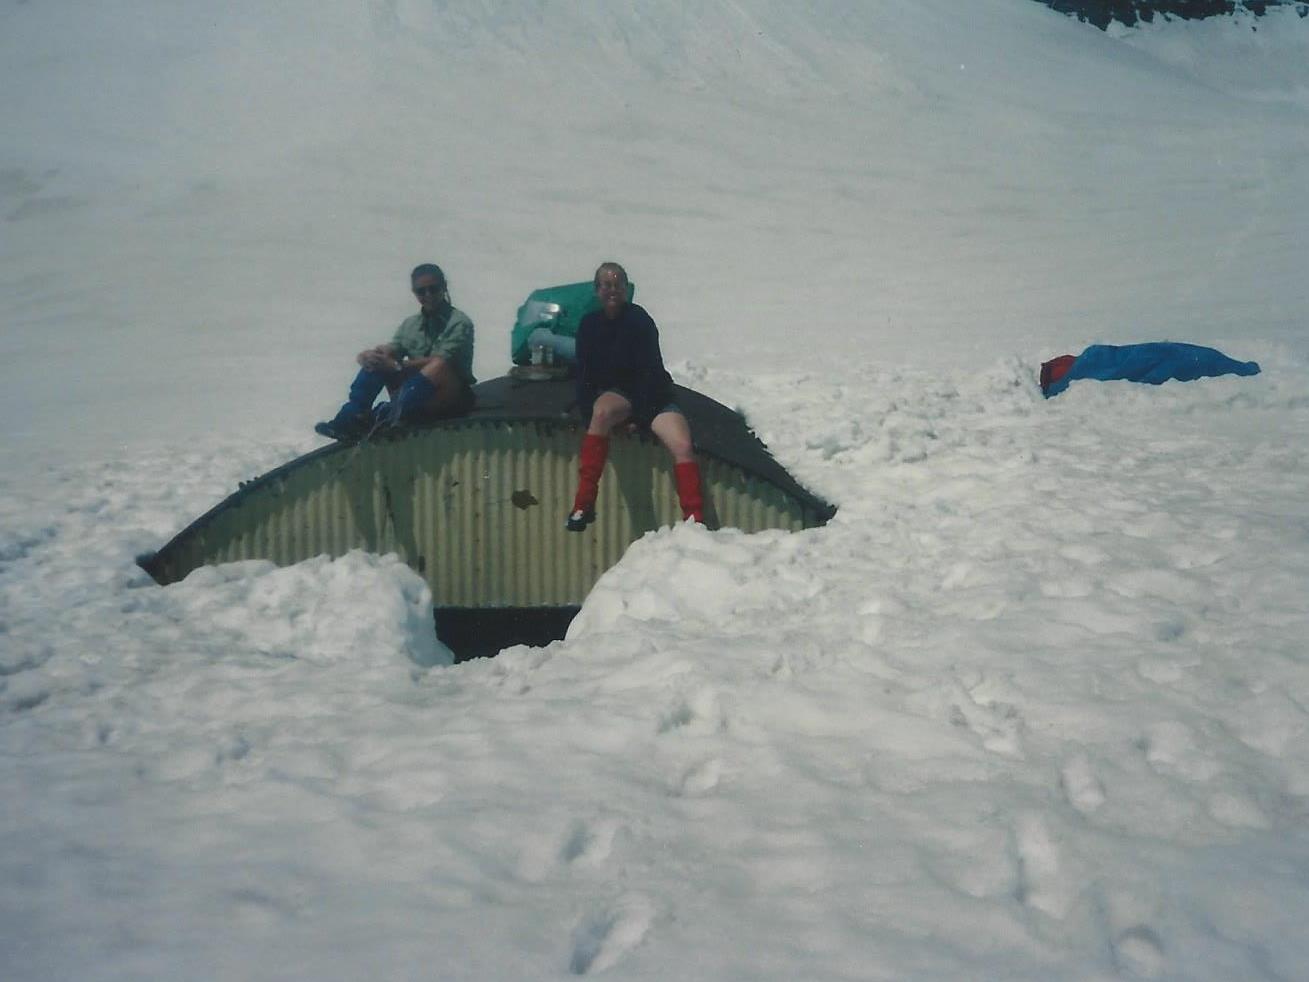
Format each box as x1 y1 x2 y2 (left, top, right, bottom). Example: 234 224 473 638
1207 791 1269 829
1113 924 1165 979
1060 754 1105 814
657 686 723 735
674 757 723 797
3 678 50 713
948 693 1024 758
560 818 622 868
1140 721 1222 782
518 817 622 882
569 893 654 975
1013 813 1073 919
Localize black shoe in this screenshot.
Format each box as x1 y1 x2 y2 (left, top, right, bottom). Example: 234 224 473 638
314 414 369 441
565 508 595 532
370 401 401 429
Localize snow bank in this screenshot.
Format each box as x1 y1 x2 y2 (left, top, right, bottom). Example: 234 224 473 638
167 553 451 670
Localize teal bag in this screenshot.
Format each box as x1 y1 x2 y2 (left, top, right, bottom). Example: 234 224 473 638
510 280 635 364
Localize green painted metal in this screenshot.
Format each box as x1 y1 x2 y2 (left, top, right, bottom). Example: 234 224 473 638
139 377 836 608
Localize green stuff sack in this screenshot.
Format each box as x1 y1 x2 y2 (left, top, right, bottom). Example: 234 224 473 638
510 280 635 364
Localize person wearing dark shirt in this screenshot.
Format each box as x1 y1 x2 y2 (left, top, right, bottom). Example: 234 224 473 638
566 262 703 530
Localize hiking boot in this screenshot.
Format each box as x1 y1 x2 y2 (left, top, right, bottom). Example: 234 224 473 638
369 401 400 429
564 508 595 532
314 412 370 441
315 368 394 440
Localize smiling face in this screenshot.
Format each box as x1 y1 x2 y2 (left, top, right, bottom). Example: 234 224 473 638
412 272 446 315
594 263 629 320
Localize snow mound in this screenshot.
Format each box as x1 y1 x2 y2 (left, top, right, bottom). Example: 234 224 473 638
169 552 451 669
568 523 820 639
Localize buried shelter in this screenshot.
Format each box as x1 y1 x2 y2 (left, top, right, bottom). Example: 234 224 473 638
138 371 836 658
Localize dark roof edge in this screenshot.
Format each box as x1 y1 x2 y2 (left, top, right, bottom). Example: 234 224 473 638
137 377 837 584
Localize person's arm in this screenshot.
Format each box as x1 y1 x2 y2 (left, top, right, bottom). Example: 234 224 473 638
626 310 668 416
358 342 403 372
356 317 414 371
574 316 598 419
382 316 413 363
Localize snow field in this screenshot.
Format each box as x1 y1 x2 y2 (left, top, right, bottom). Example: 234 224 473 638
4 353 1307 978
3 4 1307 466
3 0 1308 977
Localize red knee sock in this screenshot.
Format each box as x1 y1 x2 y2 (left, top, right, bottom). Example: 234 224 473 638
674 461 704 523
572 434 609 512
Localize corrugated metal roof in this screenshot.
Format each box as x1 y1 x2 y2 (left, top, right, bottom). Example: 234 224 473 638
138 376 836 607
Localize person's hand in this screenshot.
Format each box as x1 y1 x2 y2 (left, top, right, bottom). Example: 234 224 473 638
358 348 394 372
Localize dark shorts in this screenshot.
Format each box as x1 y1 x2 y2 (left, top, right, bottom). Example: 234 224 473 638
599 388 681 426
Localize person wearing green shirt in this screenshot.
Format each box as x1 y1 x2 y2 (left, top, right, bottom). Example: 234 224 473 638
315 263 476 440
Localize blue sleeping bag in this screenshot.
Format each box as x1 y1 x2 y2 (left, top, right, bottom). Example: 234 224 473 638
1043 342 1260 398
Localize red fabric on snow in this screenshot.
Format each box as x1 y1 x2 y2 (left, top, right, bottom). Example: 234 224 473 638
1040 354 1076 394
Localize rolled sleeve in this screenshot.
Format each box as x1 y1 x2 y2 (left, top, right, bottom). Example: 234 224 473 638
432 312 476 385
430 313 474 365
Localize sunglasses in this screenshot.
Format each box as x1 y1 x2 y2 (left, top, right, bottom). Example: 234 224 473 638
413 285 445 297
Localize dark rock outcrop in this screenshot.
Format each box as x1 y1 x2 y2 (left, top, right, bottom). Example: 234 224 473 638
1037 0 1307 29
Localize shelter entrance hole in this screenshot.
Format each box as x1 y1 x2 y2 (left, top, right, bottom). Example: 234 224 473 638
435 606 582 663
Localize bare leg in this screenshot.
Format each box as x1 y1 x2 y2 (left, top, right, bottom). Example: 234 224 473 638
567 392 632 529
587 391 633 435
649 410 695 463
416 357 468 414
651 410 703 522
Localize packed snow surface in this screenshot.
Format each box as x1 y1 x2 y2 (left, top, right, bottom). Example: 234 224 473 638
2 2 1307 979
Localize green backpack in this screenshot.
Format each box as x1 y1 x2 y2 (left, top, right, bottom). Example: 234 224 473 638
510 279 635 364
